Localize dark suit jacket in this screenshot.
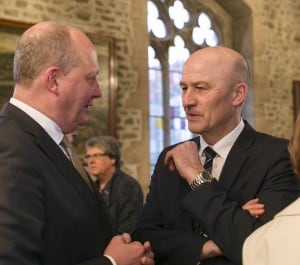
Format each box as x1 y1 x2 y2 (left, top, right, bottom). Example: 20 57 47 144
99 170 144 234
133 121 300 265
0 103 113 265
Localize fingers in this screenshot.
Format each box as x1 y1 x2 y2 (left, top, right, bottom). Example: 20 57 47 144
143 241 152 254
140 255 155 265
164 141 199 171
121 233 131 244
242 198 265 218
141 241 154 265
242 198 260 209
164 151 175 171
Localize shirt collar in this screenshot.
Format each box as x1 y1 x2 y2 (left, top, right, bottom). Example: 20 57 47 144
199 119 245 158
9 97 64 145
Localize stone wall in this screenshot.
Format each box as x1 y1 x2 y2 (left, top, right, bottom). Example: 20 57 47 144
245 0 300 137
0 0 150 192
0 0 300 194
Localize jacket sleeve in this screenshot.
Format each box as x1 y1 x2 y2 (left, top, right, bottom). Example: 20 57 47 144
0 141 45 265
114 174 144 234
133 149 207 265
181 139 300 264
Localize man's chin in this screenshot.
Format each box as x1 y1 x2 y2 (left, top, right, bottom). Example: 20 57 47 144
188 125 202 134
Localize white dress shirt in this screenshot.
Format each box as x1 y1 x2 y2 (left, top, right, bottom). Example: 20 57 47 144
9 97 64 144
199 119 245 180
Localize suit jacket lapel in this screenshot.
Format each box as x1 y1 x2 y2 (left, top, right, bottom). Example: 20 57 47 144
218 121 255 189
1 103 105 217
188 122 255 190
36 131 103 211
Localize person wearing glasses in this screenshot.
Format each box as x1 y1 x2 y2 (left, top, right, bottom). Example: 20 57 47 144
85 135 144 234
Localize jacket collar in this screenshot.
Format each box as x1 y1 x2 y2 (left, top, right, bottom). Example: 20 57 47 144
1 103 103 214
191 120 255 189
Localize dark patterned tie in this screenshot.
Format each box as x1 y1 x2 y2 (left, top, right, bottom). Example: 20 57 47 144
190 146 217 235
203 146 217 173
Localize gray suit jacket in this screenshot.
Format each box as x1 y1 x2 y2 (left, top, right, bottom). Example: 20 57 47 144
0 103 113 265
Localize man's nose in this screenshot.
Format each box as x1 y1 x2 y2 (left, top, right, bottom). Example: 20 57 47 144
93 80 102 99
182 88 197 107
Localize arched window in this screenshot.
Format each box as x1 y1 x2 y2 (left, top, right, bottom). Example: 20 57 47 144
148 0 222 172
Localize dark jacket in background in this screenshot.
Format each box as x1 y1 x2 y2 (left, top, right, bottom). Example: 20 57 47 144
96 169 144 234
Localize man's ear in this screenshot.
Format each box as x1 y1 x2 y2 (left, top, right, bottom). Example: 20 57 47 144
111 158 116 166
45 67 60 95
232 83 247 106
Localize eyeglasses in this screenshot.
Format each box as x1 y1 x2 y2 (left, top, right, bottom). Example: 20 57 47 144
84 153 108 161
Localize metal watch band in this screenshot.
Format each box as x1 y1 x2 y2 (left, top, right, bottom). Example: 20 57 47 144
190 170 213 190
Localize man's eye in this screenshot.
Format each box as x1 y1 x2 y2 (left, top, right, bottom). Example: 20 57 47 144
180 86 187 92
196 86 208 91
86 77 96 86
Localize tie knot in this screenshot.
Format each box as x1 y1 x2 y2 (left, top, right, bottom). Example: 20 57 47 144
61 135 71 148
203 146 216 159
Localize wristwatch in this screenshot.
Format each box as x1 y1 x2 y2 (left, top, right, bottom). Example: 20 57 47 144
190 169 214 190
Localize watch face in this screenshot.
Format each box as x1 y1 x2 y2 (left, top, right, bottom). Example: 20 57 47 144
202 170 213 182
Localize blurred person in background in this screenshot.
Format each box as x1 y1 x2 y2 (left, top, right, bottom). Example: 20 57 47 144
85 135 144 234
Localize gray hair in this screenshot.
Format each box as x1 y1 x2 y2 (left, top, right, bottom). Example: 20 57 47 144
85 136 121 168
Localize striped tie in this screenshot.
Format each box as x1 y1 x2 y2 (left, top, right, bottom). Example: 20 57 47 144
189 146 217 234
203 146 217 173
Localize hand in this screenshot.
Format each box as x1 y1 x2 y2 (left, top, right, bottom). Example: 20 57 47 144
200 240 223 259
140 241 155 265
104 233 154 265
164 141 202 184
242 198 265 218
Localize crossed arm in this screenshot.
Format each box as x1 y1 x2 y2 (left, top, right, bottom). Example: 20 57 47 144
200 198 265 259
164 140 266 260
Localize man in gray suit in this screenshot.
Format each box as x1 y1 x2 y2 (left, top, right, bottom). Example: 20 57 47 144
0 21 153 265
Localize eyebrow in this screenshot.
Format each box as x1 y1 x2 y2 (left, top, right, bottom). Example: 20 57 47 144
179 81 208 87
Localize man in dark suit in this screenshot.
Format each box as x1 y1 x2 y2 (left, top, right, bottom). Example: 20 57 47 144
133 46 300 265
0 21 153 265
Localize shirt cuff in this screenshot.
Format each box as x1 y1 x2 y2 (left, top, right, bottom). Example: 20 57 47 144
104 254 117 265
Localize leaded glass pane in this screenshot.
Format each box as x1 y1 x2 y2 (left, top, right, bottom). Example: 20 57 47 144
148 46 161 69
149 69 163 116
192 12 218 46
169 35 189 71
148 1 167 38
168 0 190 29
170 118 191 145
